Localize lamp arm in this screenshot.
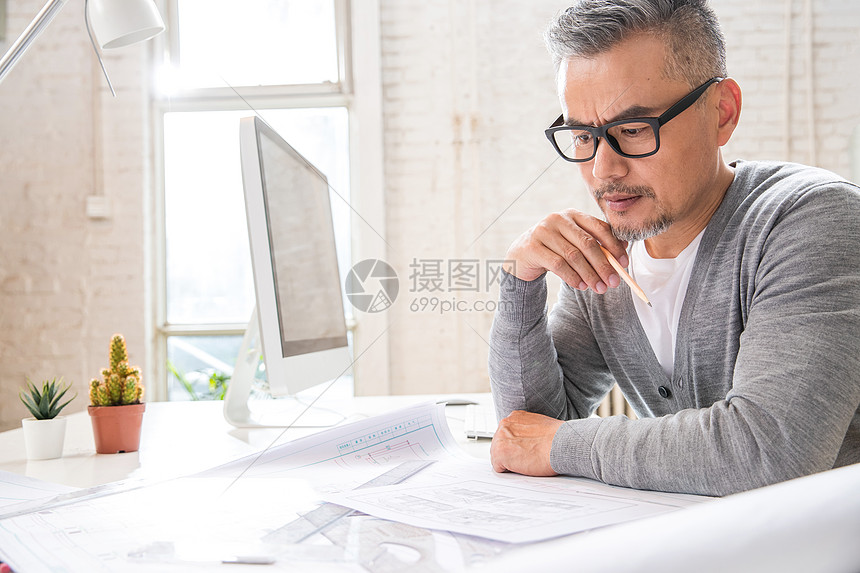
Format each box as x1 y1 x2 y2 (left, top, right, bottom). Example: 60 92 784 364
0 0 70 85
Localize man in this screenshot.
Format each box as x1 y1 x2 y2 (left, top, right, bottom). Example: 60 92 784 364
488 0 860 496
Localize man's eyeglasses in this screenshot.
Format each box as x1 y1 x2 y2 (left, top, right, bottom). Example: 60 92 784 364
545 77 723 163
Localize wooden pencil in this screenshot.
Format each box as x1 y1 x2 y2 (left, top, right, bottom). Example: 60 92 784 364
599 245 652 307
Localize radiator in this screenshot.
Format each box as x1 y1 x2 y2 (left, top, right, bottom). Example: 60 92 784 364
596 384 637 419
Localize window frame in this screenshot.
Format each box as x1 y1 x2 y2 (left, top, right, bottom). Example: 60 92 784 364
149 0 359 401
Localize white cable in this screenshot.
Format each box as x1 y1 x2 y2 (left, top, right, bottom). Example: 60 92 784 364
84 0 116 97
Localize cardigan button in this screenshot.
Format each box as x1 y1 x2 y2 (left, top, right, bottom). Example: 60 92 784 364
658 385 671 399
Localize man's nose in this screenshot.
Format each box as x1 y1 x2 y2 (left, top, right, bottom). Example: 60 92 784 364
591 138 629 181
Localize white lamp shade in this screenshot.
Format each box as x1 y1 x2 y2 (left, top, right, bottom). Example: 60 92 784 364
88 0 165 50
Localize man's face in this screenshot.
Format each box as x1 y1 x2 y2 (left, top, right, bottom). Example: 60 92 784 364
558 34 724 246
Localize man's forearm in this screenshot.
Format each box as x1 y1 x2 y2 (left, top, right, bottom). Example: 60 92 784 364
488 272 568 421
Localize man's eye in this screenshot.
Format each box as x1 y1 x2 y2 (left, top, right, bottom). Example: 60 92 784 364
612 122 652 139
573 133 592 146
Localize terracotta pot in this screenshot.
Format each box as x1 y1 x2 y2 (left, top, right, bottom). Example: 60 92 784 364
88 403 146 454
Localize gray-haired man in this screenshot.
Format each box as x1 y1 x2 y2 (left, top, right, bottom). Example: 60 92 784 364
489 0 860 496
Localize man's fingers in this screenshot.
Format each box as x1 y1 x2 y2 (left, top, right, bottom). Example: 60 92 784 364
556 212 629 289
571 211 629 267
556 229 620 292
489 411 562 477
490 451 509 473
504 208 629 292
542 250 587 290
489 432 511 473
533 218 619 293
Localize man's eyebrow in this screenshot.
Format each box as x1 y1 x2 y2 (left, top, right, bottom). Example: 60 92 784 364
565 104 661 127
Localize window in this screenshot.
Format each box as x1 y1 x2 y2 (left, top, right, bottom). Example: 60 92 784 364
155 0 352 401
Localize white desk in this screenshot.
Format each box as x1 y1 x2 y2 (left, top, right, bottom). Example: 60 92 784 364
0 393 493 488
1 396 859 573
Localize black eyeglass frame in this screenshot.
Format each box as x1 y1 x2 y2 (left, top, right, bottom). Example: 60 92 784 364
545 77 724 162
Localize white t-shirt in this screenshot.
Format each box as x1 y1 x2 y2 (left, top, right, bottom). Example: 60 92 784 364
629 230 705 378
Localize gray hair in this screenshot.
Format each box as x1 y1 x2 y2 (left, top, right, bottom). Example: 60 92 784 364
545 0 727 87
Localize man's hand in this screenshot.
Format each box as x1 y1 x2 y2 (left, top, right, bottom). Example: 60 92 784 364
503 208 628 294
490 410 565 476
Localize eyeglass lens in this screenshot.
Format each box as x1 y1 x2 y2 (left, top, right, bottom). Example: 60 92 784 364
551 122 657 161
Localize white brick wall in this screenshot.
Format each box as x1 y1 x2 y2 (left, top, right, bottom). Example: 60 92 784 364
0 0 857 428
715 0 860 170
377 0 860 395
0 0 148 430
377 0 579 395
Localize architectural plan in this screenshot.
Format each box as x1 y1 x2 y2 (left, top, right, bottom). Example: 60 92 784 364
325 460 710 543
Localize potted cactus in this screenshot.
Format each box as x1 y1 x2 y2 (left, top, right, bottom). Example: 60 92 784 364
88 334 146 454
19 377 76 460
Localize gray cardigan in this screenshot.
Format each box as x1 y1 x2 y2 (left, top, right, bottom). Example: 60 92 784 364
489 160 860 496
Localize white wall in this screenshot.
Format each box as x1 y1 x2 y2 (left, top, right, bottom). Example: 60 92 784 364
374 1 583 395
0 0 150 430
0 0 858 429
375 0 860 395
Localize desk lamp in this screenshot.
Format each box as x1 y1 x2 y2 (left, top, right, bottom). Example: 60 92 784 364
0 0 164 93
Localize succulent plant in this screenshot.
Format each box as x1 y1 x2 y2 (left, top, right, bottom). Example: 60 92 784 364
89 334 144 406
19 377 76 420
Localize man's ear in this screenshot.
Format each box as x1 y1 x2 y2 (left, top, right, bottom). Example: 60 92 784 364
715 78 742 146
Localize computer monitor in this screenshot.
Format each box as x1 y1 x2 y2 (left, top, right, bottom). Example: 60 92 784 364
224 115 352 428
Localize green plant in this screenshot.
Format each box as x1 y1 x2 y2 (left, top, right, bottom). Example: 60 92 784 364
89 334 144 406
19 377 76 420
167 360 229 401
208 371 229 400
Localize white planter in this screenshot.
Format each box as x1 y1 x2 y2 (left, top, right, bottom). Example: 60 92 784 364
21 416 67 460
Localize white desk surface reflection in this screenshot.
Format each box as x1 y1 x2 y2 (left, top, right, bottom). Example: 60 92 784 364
0 392 858 573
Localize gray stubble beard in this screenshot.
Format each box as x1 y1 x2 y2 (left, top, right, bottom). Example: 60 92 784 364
609 212 673 242
593 183 673 242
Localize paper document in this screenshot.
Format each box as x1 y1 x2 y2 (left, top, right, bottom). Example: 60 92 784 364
0 470 79 510
199 401 466 491
325 459 711 544
0 402 712 571
0 402 467 573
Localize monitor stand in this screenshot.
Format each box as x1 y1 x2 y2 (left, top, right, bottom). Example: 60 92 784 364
223 309 346 429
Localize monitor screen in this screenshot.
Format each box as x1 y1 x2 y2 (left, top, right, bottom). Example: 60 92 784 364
257 121 348 357
225 115 352 427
